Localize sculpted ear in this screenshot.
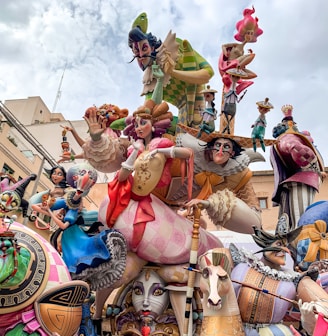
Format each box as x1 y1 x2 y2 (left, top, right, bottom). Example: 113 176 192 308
205 255 212 266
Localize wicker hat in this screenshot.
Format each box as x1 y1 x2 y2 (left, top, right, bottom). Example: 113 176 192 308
178 123 276 148
200 85 218 94
256 97 274 110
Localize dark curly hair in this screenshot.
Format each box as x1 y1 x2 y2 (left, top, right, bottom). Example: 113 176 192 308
128 26 162 63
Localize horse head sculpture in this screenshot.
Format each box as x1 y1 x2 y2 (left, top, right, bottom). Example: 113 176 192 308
198 248 245 336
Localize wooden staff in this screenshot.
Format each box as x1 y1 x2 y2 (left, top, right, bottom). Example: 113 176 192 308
232 279 298 305
183 204 202 336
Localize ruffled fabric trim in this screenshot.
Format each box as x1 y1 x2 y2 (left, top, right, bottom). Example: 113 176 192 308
206 189 237 227
82 136 127 173
176 133 250 176
230 244 300 284
72 230 127 291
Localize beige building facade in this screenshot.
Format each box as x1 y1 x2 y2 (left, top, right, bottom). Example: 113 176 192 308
1 96 327 234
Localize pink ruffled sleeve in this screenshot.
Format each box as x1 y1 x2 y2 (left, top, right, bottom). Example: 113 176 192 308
82 135 128 173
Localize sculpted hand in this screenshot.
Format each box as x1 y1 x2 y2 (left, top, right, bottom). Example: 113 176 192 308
131 139 144 152
299 299 317 335
57 154 71 163
185 199 210 210
83 108 106 141
60 125 72 133
152 63 164 80
143 149 158 160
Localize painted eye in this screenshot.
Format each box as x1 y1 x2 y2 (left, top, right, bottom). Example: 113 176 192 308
153 288 165 296
218 274 228 281
1 194 9 201
202 268 209 279
133 287 143 295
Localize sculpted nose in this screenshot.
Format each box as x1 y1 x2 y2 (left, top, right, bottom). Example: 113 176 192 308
208 296 222 306
218 144 223 155
143 298 150 308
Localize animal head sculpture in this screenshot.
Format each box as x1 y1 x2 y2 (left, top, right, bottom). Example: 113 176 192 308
198 248 233 311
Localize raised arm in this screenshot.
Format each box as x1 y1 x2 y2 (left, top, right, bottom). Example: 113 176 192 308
171 68 212 85
118 141 143 182
81 107 130 173
57 152 85 164
60 125 85 147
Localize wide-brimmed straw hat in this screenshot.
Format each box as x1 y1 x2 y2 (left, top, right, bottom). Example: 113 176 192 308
178 123 276 148
200 85 218 94
256 97 274 110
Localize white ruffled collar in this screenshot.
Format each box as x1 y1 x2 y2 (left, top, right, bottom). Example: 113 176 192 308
230 245 300 283
177 133 250 176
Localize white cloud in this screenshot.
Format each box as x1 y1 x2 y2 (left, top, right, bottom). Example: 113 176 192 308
0 0 327 170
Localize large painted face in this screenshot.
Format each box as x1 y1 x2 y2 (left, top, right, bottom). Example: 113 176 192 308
132 270 169 318
0 190 21 214
134 117 152 140
212 138 235 166
51 167 65 185
66 163 97 196
264 239 289 267
131 39 153 71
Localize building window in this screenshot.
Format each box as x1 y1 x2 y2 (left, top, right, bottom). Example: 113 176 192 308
259 198 268 209
2 163 14 175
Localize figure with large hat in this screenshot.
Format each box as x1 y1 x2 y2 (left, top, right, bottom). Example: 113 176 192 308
178 123 275 233
198 85 218 137
251 97 274 152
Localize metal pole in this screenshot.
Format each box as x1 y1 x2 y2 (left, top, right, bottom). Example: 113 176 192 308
23 157 45 226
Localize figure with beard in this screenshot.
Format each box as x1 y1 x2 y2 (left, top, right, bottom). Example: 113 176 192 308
128 12 214 130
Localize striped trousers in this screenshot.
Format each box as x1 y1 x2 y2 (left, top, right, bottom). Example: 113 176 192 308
279 181 316 230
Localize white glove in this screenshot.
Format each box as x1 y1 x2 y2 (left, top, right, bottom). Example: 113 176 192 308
121 140 143 171
144 147 175 160
299 299 317 335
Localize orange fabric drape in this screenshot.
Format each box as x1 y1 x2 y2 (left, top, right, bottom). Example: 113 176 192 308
194 172 224 200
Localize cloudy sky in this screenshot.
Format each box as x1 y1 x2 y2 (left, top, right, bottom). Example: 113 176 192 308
1 0 327 170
